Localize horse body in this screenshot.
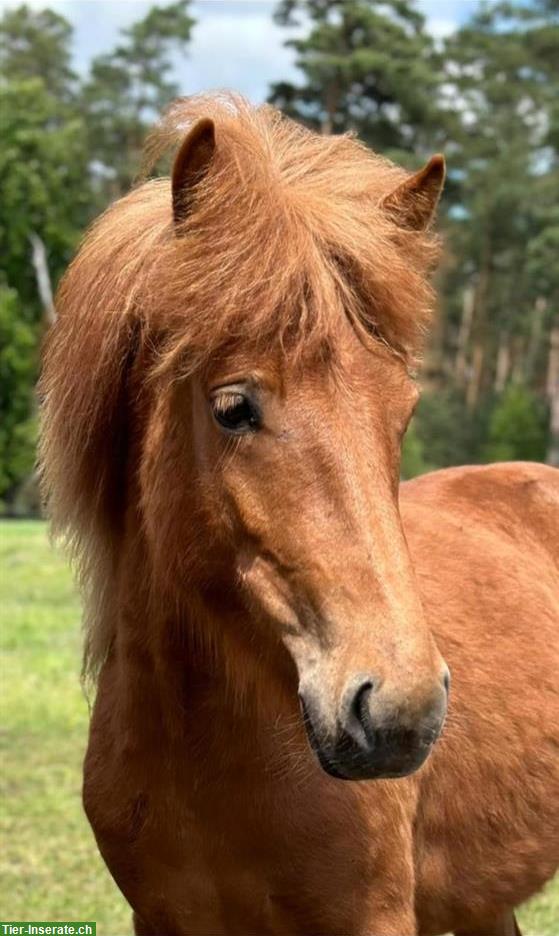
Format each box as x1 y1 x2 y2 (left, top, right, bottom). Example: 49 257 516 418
406 463 559 934
40 95 559 935
81 462 559 936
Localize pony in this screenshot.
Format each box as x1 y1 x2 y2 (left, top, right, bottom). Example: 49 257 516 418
39 93 559 936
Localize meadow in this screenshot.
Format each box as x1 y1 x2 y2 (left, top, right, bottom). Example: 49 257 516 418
0 520 557 935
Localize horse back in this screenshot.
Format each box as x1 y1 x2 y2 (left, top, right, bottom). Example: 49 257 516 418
401 461 558 566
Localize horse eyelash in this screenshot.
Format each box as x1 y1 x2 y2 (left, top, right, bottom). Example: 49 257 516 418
211 391 245 414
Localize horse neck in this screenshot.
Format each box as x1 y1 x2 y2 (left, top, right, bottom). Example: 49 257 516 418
111 546 303 779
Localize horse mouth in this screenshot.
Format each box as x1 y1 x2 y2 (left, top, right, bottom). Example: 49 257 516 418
300 696 437 782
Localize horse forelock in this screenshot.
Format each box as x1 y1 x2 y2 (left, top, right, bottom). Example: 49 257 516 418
146 93 439 372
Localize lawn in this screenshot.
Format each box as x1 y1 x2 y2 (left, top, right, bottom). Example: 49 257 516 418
0 520 557 935
0 520 130 934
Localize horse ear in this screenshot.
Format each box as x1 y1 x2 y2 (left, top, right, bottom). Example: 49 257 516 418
381 155 445 231
172 117 216 225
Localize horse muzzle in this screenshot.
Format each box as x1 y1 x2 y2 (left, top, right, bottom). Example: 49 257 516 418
299 671 449 781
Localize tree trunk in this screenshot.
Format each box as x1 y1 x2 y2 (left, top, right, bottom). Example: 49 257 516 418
29 232 56 325
547 325 559 467
511 336 526 384
465 235 492 410
466 341 484 411
494 335 510 394
526 296 547 384
455 284 475 384
322 82 340 135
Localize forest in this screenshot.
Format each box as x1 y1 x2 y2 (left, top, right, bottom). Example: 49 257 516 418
1 0 558 513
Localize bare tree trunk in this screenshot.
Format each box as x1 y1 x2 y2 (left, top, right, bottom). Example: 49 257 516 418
547 325 559 467
526 296 547 383
29 233 56 325
321 82 340 135
494 335 510 394
465 237 492 410
455 284 475 383
466 342 484 411
511 336 526 384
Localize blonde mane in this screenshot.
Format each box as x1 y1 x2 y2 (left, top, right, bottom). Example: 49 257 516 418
39 92 440 679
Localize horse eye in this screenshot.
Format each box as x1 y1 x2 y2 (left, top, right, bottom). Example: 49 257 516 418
211 391 261 434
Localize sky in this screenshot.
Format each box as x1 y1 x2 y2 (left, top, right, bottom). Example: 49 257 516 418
1 0 478 101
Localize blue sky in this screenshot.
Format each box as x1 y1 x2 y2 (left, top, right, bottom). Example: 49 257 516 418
1 0 478 101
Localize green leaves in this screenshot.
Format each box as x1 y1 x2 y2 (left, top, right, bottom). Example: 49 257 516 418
483 384 549 462
0 2 195 509
270 0 439 151
270 0 558 470
0 4 77 100
82 0 195 195
0 79 91 308
0 283 37 505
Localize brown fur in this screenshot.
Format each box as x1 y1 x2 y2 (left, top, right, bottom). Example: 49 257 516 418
39 95 559 935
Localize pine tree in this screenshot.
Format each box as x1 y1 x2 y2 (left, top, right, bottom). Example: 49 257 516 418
436 0 558 412
83 0 195 195
0 4 77 100
269 0 443 160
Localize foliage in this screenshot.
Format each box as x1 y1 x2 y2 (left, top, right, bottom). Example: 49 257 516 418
483 383 549 462
0 2 195 511
411 388 489 469
82 0 195 194
0 78 91 307
0 284 37 506
269 0 444 160
0 70 92 511
401 421 431 480
0 3 77 99
1 0 558 503
433 0 559 419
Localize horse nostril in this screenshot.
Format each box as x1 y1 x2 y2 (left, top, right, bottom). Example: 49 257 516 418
351 679 375 735
443 667 451 696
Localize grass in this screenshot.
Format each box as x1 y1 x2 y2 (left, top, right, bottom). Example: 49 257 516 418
0 520 557 935
0 520 130 934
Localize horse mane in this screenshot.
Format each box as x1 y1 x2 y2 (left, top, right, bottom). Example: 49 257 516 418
39 92 440 681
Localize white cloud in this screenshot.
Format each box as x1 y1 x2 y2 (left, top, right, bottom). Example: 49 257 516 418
428 17 458 40
176 5 298 100
0 0 470 101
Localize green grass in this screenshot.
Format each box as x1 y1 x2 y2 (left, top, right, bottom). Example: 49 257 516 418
0 520 129 934
1 520 557 935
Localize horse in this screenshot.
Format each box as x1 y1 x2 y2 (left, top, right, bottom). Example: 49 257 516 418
39 94 559 936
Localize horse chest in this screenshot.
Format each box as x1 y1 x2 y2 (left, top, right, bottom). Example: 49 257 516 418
109 770 416 936
147 790 380 934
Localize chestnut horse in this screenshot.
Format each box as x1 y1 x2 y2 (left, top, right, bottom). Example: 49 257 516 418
40 95 559 936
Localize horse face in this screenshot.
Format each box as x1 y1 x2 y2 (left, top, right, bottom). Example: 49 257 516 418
184 319 448 781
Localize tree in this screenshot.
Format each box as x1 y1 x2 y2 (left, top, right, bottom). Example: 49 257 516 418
0 3 77 100
269 0 444 160
0 76 92 511
0 282 37 507
0 5 92 510
0 2 196 511
0 78 92 308
435 0 559 412
83 0 195 195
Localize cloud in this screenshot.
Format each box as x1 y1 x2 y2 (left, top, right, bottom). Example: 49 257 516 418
174 2 298 101
0 0 471 101
428 17 459 40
